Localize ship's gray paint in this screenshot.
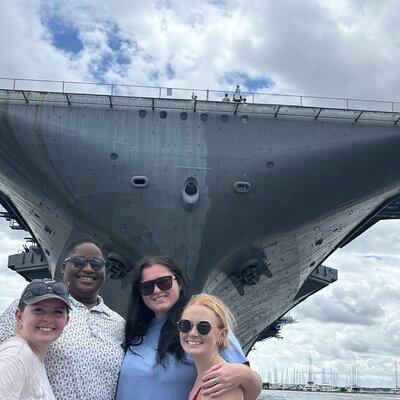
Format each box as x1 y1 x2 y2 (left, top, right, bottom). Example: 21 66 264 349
1 89 400 352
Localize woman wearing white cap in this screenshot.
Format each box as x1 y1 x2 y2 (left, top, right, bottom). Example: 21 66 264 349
0 279 70 400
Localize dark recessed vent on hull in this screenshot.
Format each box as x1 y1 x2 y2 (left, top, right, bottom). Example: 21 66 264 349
130 176 149 188
182 177 199 210
233 181 251 194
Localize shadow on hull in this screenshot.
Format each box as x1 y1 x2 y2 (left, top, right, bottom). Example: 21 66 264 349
1 89 400 352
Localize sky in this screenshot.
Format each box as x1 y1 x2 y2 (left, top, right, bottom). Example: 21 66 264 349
1 0 400 389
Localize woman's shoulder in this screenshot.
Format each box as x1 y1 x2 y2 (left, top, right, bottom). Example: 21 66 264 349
0 337 38 366
0 336 26 353
0 337 27 377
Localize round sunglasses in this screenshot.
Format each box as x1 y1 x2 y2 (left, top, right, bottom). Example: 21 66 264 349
138 275 176 296
177 319 217 335
19 281 70 307
64 256 105 270
28 281 69 296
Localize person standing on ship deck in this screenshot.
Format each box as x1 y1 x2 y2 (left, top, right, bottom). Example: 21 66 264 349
0 239 125 400
233 85 242 102
116 255 262 400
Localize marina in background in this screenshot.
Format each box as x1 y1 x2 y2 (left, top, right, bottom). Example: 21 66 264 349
261 355 400 395
259 390 400 399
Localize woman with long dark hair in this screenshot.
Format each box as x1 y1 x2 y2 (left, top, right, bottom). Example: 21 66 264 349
116 256 261 400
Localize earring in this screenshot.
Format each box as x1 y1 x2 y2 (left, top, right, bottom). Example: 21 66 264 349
18 324 23 330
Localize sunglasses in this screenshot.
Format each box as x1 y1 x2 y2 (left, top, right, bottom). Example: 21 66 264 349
64 256 105 270
138 275 176 296
19 281 70 307
30 281 70 296
177 319 216 335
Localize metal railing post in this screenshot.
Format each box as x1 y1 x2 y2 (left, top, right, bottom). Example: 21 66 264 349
252 93 255 103
392 102 394 113
62 81 65 93
346 99 349 109
206 90 209 101
111 84 114 96
300 96 302 106
13 79 16 90
159 87 162 98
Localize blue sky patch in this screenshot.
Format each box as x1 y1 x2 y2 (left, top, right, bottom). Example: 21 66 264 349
40 7 83 54
89 24 134 81
107 24 132 64
221 72 273 92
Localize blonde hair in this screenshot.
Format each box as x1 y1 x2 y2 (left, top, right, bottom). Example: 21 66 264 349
182 294 236 348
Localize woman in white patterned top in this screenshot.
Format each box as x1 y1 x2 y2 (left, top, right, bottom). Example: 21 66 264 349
0 280 70 400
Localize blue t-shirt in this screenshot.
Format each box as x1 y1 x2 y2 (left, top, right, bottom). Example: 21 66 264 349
116 318 247 400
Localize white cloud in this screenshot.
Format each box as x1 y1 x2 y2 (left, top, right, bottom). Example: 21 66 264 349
0 218 28 312
249 220 400 387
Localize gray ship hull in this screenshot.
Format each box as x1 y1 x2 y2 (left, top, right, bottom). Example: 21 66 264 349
1 89 400 352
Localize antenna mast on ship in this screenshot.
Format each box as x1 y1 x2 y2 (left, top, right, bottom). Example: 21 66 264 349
308 353 314 384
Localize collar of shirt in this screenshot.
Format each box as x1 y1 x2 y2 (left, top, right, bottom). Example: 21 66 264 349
68 295 112 316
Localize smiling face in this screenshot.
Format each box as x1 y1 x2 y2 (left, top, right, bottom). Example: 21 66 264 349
15 298 69 354
61 242 105 305
140 264 182 319
179 304 227 357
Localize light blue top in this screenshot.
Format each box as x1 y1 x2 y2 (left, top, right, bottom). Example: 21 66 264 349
116 318 247 400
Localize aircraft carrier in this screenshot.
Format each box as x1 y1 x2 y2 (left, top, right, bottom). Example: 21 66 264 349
1 78 400 352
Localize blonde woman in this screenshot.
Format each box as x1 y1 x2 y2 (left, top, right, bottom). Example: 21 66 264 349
179 294 245 400
0 280 70 400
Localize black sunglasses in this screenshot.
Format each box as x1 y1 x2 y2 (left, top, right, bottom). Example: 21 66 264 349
30 281 69 296
19 281 70 307
177 319 216 335
138 275 176 296
64 256 105 270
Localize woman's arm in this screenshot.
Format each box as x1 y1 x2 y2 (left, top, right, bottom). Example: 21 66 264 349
201 363 262 400
203 387 244 400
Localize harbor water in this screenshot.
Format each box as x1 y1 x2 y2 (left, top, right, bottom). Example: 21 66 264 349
259 390 398 399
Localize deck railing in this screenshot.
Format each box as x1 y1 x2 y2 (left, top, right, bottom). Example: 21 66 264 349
1 77 400 112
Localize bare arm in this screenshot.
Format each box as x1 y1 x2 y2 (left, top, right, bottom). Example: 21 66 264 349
203 387 244 400
202 363 262 400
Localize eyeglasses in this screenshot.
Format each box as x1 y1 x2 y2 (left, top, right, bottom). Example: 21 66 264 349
138 275 176 296
177 319 216 335
29 281 70 296
19 281 70 307
64 256 105 270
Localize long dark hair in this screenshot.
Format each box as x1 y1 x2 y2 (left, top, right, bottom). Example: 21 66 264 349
123 256 192 366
